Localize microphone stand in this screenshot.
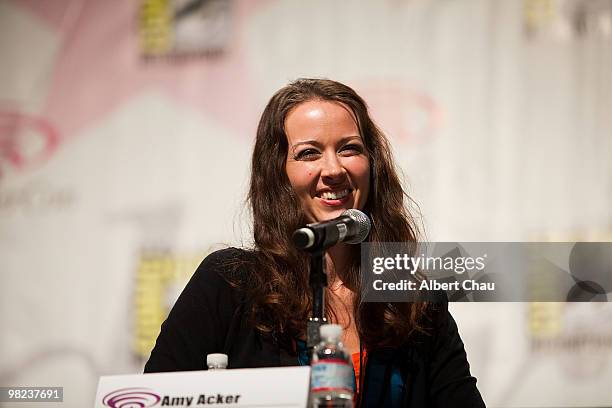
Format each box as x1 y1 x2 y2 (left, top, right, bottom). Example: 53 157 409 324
293 209 371 349
307 250 327 349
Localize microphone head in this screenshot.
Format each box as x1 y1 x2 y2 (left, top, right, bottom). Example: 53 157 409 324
342 209 371 244
292 227 315 249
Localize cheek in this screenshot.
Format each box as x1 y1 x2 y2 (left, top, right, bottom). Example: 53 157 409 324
346 157 370 182
352 159 371 202
286 164 317 194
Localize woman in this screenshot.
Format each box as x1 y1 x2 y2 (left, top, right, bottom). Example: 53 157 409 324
145 78 485 407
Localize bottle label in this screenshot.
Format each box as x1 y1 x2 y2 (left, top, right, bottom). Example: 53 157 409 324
310 359 353 393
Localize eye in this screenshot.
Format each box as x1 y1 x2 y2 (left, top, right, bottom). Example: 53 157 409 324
294 148 320 160
339 143 364 156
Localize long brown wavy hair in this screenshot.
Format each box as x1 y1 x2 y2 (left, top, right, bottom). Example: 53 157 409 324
235 78 428 349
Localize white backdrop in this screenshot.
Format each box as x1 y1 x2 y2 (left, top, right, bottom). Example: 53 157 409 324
1 0 611 407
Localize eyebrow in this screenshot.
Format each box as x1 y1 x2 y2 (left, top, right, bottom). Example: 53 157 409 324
290 135 363 150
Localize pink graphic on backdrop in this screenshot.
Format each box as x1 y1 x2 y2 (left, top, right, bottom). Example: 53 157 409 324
9 1 437 176
0 111 60 177
355 79 444 144
13 0 269 144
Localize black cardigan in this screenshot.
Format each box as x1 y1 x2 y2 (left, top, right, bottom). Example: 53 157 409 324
145 248 485 408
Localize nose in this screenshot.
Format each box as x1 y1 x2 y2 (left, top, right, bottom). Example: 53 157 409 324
320 153 346 182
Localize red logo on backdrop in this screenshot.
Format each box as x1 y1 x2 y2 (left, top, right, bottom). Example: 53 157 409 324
0 111 60 177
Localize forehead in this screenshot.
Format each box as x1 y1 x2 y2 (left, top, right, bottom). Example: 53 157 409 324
284 100 360 143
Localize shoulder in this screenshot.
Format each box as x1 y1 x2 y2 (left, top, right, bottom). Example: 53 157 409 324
174 247 255 310
144 247 255 372
413 300 460 353
192 247 254 289
199 246 252 266
423 302 486 407
420 291 454 340
428 300 452 334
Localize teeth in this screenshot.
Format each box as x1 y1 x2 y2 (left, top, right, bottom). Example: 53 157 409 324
321 189 350 200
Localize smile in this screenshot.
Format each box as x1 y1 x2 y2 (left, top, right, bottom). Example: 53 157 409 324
316 189 351 200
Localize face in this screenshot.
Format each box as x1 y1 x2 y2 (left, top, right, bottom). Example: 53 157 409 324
285 100 370 223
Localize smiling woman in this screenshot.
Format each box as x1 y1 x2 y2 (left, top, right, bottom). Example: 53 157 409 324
145 78 485 408
285 100 370 223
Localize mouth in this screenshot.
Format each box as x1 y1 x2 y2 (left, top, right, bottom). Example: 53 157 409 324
315 188 353 206
317 189 351 200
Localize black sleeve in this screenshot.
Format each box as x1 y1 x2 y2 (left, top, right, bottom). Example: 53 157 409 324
144 248 244 372
428 304 486 407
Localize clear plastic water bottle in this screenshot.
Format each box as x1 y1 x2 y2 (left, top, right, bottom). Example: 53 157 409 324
310 324 354 407
206 353 228 370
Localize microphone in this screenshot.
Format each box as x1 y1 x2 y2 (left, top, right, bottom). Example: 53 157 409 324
292 209 371 251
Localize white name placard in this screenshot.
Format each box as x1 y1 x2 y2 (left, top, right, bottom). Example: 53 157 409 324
94 366 311 408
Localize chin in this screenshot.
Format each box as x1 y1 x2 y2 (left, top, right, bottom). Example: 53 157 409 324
313 208 349 222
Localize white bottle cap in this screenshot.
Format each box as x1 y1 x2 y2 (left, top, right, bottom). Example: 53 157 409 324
319 324 342 341
206 353 228 368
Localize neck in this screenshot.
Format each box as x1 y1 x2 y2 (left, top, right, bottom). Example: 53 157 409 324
325 244 354 290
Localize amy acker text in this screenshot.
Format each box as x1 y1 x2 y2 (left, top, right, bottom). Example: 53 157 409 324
372 279 495 292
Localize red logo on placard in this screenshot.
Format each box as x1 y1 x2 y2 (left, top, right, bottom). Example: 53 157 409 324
102 388 161 408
